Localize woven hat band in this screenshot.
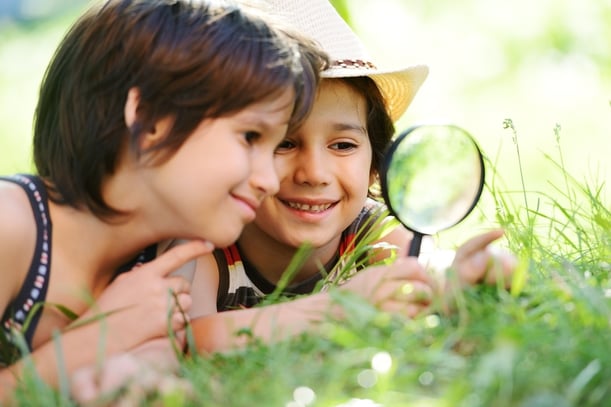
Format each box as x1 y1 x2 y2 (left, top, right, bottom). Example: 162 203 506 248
331 59 378 70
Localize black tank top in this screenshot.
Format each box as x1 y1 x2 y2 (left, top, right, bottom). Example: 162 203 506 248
0 175 52 365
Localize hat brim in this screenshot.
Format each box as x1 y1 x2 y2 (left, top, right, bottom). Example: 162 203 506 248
322 64 429 121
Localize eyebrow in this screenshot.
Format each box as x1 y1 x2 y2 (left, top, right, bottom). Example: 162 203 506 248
333 122 368 136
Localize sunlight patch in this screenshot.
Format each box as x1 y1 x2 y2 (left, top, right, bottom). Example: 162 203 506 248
286 386 316 407
371 351 392 374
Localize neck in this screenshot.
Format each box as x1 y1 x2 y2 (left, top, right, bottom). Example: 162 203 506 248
49 201 161 279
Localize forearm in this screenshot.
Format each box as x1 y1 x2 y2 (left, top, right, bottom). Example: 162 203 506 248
191 257 436 354
191 292 340 354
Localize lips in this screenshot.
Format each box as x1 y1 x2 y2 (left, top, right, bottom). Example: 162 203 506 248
232 194 260 214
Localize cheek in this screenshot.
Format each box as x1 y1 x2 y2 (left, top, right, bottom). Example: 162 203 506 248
349 155 374 189
253 199 279 227
273 157 294 180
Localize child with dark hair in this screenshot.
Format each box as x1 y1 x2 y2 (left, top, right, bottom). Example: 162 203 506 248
0 0 327 396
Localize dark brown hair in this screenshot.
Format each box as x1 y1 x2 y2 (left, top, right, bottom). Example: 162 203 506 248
33 0 327 217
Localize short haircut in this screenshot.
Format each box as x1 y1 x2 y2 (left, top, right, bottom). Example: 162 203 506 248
33 0 327 217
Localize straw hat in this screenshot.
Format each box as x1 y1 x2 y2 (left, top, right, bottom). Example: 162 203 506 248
245 0 428 121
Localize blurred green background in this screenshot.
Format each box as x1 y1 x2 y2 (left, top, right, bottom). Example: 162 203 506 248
1 0 609 204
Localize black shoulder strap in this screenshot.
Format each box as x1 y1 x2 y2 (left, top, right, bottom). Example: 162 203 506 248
0 174 52 355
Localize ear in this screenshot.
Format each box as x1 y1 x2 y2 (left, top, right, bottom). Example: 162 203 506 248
124 87 171 150
124 87 140 128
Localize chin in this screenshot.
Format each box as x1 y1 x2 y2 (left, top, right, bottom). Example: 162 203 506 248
215 237 240 249
209 229 242 249
285 234 331 250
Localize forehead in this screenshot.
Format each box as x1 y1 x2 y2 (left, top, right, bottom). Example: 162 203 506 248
318 78 363 98
310 79 367 119
233 87 295 124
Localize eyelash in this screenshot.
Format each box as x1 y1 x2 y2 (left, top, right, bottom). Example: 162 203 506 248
275 139 295 151
330 142 357 151
275 140 359 152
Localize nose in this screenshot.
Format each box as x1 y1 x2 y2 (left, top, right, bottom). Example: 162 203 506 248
250 152 280 198
293 146 331 186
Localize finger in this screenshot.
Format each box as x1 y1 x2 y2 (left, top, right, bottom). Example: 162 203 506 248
166 292 192 320
380 301 429 318
386 258 431 284
455 229 504 260
172 292 192 314
173 329 187 348
394 281 434 305
146 240 214 277
166 275 192 295
71 368 98 403
171 308 191 331
483 250 517 288
405 303 429 318
456 249 491 285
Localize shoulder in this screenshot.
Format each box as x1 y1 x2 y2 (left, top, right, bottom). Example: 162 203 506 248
0 180 39 313
193 252 220 287
189 252 221 318
0 179 38 251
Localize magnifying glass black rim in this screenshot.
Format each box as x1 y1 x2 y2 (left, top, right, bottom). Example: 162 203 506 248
380 124 486 236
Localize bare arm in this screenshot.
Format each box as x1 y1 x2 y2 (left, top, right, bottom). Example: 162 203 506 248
0 184 43 399
0 240 211 400
191 257 433 353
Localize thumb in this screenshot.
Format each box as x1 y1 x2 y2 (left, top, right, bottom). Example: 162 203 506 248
148 240 214 277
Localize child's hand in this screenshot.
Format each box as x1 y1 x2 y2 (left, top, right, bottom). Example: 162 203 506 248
71 336 190 405
451 229 517 288
76 240 213 352
340 257 435 318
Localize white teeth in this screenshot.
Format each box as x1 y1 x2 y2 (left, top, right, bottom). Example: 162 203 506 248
286 201 332 212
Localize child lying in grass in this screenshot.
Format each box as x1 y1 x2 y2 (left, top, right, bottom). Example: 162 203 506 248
0 0 327 400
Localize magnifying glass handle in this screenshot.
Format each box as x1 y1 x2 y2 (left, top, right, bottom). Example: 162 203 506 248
408 232 423 257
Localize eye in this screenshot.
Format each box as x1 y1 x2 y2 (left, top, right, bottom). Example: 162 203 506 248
243 131 261 144
330 141 357 151
275 138 296 152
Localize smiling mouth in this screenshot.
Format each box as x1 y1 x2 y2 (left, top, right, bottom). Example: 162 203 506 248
283 200 335 213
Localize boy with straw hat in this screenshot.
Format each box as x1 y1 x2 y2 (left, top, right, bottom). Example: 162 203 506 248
196 0 513 314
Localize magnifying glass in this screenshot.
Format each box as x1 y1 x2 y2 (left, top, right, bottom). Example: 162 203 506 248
380 124 485 257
